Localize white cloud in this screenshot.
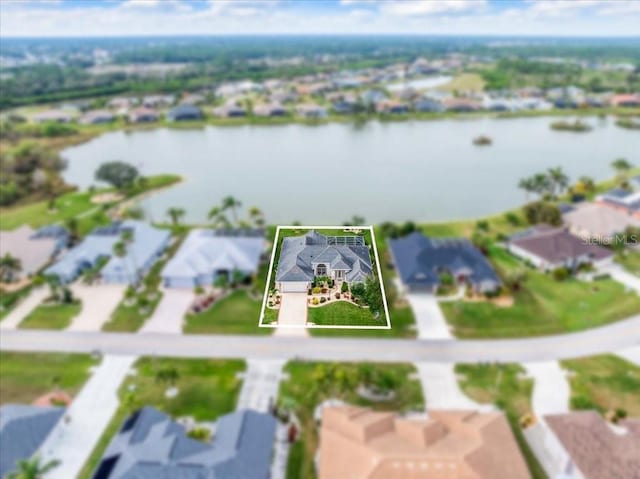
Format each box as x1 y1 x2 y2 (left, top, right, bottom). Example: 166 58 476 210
381 0 487 16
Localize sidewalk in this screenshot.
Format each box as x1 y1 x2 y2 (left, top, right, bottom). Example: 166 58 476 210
0 287 48 330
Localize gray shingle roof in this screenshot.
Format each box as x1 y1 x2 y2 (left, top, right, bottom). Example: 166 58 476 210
276 230 373 283
0 404 65 478
388 232 501 291
94 407 276 479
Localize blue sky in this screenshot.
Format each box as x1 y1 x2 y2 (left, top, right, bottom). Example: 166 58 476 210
1 0 639 37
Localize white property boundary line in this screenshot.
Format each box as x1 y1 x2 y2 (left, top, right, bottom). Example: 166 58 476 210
258 225 391 330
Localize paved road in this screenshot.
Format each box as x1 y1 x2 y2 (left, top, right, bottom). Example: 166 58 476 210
3 315 640 363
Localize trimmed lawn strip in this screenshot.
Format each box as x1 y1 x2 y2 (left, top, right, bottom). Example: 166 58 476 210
561 354 640 416
456 364 548 479
0 351 96 404
0 285 32 320
616 251 640 277
280 361 424 479
441 245 640 338
19 301 81 330
308 301 382 327
77 357 245 479
185 289 271 335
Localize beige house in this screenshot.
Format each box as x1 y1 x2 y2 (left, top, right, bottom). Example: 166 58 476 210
318 406 531 479
563 203 640 245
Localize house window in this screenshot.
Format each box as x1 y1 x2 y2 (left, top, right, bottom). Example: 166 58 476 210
316 264 327 276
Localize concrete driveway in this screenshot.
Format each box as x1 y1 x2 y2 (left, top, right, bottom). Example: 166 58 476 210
415 362 490 410
600 263 640 294
277 293 308 327
236 359 286 412
139 288 193 334
406 294 452 339
523 361 570 417
40 354 137 479
0 287 48 330
617 346 640 366
67 284 125 331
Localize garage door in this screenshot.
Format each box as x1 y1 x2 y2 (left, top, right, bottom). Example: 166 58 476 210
280 281 308 293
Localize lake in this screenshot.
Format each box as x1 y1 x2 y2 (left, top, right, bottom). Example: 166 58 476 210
61 116 640 225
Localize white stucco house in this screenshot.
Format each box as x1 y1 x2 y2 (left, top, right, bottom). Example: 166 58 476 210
275 230 373 293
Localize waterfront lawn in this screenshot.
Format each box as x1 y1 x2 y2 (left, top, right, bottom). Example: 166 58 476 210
19 301 81 330
562 355 640 416
441 246 640 338
437 73 485 92
184 289 271 335
0 351 96 404
616 251 640 277
455 363 547 479
78 357 245 479
280 361 424 479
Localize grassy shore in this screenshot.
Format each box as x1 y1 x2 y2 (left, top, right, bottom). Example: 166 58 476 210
0 351 96 404
78 357 245 479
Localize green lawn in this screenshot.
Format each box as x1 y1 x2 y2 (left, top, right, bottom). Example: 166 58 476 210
19 301 81 330
78 357 245 479
308 301 384 327
0 285 32 320
184 289 271 335
441 246 640 338
280 361 423 479
456 363 548 479
616 251 640 277
0 174 180 231
0 351 96 404
562 355 640 416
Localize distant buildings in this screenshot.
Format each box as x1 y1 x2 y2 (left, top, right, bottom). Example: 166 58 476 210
388 232 501 294
161 229 265 288
167 104 203 122
0 225 67 281
92 407 276 479
610 93 640 108
212 103 247 118
79 109 115 125
32 109 72 124
318 406 531 479
507 225 613 271
254 103 287 117
128 107 159 123
46 221 170 284
0 404 65 478
596 188 640 217
295 103 328 119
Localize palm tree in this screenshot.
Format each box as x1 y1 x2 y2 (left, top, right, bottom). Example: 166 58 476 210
611 157 633 185
166 207 186 226
208 206 230 229
221 196 242 225
64 218 79 246
518 177 536 202
578 176 596 192
0 253 22 282
248 206 265 228
532 173 552 198
45 275 61 302
547 167 569 197
8 455 60 479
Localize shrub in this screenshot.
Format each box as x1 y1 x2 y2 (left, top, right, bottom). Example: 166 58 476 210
187 427 211 442
320 297 326 303
341 282 349 293
321 288 328 293
312 286 322 295
307 289 312 295
312 297 319 305
439 271 454 286
505 212 520 226
335 292 341 299
523 201 562 226
552 267 570 281
476 220 490 232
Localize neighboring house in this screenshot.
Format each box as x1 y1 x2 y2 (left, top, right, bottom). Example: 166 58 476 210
128 107 159 123
596 188 640 217
254 103 287 117
276 230 373 293
0 404 65 478
360 89 387 106
79 109 115 125
141 94 174 108
0 225 66 280
563 202 640 243
442 98 482 112
212 103 247 118
45 221 170 284
388 232 501 294
32 109 72 124
507 225 613 271
92 407 276 479
537 411 640 479
295 103 328 119
161 229 265 288
318 406 531 479
107 97 138 110
332 100 357 114
609 93 640 107
414 98 444 112
167 104 202 122
375 100 409 114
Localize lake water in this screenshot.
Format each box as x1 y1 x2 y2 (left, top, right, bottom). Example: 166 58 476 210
61 117 640 225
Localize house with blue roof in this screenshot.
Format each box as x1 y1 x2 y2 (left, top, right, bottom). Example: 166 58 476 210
161 229 265 289
276 230 373 293
596 187 640 217
167 104 203 122
45 221 170 284
388 231 501 294
0 404 65 478
91 407 276 479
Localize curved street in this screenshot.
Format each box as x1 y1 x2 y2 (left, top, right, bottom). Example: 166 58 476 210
2 314 639 363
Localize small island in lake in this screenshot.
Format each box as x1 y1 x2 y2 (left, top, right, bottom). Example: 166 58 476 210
550 119 593 132
616 117 640 130
473 135 493 146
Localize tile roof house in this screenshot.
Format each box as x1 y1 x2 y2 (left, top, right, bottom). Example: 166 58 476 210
167 104 202 122
507 225 613 271
596 188 640 218
45 221 170 284
128 107 159 123
318 406 531 479
0 404 65 478
91 407 276 479
0 225 67 280
541 411 640 479
276 230 373 293
161 229 265 289
79 109 116 125
388 232 501 294
563 202 640 243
